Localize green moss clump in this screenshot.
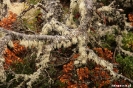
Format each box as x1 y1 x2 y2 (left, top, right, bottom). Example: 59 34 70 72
101 33 116 50
116 54 133 79
122 32 133 52
10 53 36 74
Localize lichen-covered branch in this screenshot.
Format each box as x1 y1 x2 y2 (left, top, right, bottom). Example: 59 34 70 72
0 0 133 87
0 27 67 41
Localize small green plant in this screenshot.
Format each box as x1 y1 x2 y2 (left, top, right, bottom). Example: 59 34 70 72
122 32 133 51
101 33 116 50
116 54 133 79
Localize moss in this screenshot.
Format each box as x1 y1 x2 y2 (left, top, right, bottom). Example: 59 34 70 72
101 33 116 50
10 53 36 74
122 32 133 52
116 54 133 79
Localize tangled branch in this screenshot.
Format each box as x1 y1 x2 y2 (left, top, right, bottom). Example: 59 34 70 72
0 0 133 87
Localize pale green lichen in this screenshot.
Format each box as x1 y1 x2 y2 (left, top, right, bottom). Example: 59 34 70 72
1 0 133 87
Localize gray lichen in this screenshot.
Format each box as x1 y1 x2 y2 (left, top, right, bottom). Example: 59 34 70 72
0 0 133 87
